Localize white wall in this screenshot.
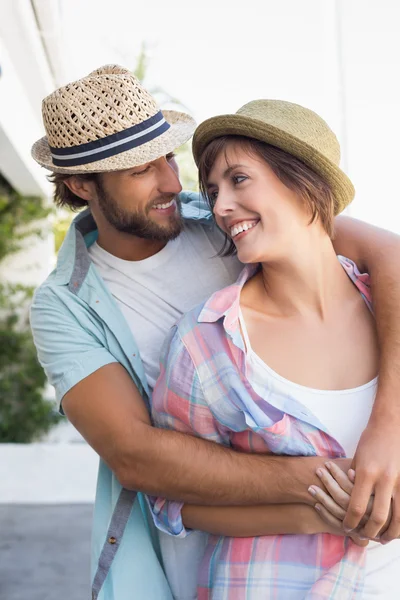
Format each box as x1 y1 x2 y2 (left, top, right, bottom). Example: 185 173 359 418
339 0 400 232
59 0 400 235
0 0 62 285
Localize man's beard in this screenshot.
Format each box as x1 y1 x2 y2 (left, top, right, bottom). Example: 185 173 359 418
95 181 184 243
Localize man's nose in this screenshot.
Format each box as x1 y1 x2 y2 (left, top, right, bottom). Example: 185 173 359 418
158 157 182 195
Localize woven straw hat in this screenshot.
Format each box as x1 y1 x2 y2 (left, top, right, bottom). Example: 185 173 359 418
192 99 354 214
31 64 196 174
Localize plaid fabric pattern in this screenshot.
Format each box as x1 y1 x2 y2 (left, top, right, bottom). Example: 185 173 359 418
151 256 372 599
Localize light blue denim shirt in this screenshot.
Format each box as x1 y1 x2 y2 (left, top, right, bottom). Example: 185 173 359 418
30 192 212 600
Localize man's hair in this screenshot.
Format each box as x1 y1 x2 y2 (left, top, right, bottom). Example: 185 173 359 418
198 135 336 255
47 172 101 211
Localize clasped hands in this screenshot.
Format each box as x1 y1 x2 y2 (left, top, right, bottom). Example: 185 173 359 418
308 460 398 547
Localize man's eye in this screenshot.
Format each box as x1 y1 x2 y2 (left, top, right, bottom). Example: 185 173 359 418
132 166 150 176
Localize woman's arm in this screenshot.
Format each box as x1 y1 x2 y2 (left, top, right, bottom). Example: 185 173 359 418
332 216 400 542
182 503 337 537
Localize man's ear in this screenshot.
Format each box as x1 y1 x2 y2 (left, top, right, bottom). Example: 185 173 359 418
64 176 96 203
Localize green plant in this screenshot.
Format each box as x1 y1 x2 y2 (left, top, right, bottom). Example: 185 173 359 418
0 174 60 442
0 175 51 261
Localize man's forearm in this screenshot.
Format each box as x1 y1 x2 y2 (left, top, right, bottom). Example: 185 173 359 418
367 251 400 416
118 425 345 506
333 216 400 416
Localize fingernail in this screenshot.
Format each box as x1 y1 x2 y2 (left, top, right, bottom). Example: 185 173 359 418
316 468 324 477
325 461 332 469
358 536 368 541
344 527 354 533
308 486 316 496
314 504 321 512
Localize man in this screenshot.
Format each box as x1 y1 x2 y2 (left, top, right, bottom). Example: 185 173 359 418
31 65 400 600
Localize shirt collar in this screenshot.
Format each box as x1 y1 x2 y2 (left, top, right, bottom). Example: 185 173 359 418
198 263 259 335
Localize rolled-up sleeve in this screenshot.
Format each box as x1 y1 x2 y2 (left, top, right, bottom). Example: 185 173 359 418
30 287 117 411
148 326 228 537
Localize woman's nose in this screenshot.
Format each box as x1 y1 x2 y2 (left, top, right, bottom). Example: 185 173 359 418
213 189 235 217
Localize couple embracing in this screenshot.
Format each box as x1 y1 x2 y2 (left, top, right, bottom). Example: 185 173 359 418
31 64 400 599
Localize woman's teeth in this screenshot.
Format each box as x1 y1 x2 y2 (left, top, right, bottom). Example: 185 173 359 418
153 199 175 210
230 221 258 238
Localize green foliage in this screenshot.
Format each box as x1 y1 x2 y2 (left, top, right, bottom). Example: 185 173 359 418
0 174 51 261
53 210 74 253
0 174 60 442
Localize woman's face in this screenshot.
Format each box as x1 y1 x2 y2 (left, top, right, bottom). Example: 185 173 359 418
207 141 314 264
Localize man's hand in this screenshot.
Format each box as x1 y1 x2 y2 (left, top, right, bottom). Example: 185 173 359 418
344 417 400 542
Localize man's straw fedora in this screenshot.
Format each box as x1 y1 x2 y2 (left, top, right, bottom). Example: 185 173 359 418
192 99 355 214
32 64 196 174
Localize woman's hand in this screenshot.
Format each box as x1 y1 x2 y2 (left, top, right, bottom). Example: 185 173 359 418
308 462 374 546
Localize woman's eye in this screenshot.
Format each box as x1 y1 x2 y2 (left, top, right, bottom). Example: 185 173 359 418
166 152 176 161
233 175 247 184
209 190 218 201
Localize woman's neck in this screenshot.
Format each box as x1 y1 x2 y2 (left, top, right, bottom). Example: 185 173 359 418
245 233 354 320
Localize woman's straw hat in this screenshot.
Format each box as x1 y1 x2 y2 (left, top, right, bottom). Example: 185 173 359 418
32 64 196 174
192 99 354 214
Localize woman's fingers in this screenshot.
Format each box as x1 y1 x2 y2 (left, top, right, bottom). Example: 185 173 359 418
314 502 343 530
325 462 354 494
308 485 347 520
315 466 351 510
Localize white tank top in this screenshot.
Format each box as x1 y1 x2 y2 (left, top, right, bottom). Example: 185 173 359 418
239 309 400 599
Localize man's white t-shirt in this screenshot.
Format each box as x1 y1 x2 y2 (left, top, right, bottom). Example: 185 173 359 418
88 222 242 390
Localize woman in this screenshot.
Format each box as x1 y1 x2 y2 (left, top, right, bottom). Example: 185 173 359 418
150 100 400 598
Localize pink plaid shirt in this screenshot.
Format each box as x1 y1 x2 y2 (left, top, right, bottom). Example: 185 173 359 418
150 256 373 599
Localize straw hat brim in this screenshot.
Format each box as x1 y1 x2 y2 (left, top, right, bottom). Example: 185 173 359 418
192 114 355 215
31 110 196 174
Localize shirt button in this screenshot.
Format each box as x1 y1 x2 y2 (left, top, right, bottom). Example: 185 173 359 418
108 536 117 544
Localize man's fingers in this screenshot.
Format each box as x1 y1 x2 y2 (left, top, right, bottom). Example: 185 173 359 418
358 480 392 539
325 461 354 494
349 533 370 548
343 477 372 531
309 485 346 520
316 467 350 510
314 503 368 547
381 493 400 543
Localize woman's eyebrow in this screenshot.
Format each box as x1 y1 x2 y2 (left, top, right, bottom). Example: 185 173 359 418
207 164 247 187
